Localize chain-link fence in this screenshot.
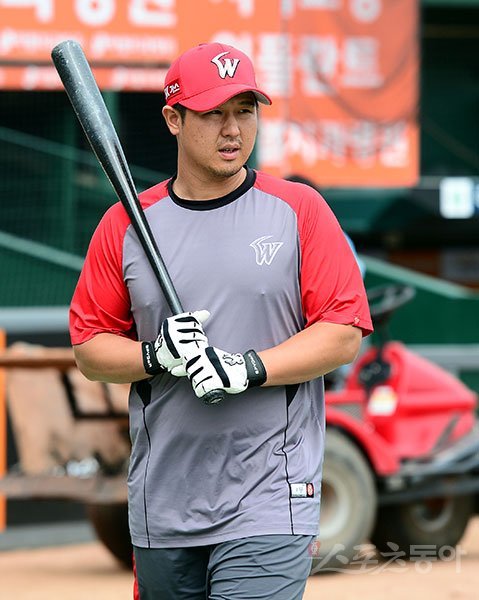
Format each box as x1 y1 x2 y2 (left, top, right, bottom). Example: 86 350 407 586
0 90 173 310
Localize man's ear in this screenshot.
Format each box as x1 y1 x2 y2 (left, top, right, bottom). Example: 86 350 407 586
162 105 182 135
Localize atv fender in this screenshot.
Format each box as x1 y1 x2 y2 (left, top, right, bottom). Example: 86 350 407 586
326 406 399 476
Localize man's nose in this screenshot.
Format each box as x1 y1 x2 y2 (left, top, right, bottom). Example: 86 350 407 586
221 114 240 137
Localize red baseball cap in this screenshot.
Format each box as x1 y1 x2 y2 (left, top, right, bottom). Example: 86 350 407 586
163 42 272 111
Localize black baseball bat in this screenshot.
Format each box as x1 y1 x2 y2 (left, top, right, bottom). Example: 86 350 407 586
51 40 225 405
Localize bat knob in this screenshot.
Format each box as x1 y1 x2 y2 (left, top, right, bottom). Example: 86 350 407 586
203 389 226 405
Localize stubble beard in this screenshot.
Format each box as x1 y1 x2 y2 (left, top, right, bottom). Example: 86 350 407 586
205 162 245 180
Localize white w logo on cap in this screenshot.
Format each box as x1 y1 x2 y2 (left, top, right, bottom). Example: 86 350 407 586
211 51 240 79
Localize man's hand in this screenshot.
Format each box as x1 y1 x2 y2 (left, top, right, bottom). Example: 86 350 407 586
142 310 210 376
181 347 267 399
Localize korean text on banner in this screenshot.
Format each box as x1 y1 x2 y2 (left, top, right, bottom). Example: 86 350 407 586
0 0 419 187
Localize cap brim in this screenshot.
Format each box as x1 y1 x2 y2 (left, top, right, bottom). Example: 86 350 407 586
179 85 272 112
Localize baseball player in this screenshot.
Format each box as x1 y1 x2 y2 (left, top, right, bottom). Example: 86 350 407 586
70 42 373 599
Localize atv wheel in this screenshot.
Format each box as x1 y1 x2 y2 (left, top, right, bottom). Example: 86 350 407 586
371 494 474 557
312 429 377 573
86 502 133 569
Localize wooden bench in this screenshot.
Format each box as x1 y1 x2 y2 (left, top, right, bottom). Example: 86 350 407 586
0 343 130 504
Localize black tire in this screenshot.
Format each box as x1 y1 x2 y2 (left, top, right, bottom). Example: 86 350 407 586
371 494 474 557
86 502 133 569
311 429 377 573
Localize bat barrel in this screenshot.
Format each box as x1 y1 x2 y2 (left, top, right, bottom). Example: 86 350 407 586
52 40 125 180
51 40 183 316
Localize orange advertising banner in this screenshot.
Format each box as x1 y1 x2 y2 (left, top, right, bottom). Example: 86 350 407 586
273 0 420 187
0 0 419 187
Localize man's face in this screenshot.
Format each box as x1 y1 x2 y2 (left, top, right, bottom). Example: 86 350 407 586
172 92 258 181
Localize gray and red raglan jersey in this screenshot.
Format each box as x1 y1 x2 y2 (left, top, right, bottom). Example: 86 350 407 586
70 168 372 548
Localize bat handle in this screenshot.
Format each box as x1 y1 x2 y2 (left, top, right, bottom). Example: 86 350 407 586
203 389 227 405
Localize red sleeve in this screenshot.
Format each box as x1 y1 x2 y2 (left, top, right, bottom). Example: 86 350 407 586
299 186 373 335
256 174 373 336
69 202 135 345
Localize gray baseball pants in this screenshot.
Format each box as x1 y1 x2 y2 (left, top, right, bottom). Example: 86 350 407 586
133 534 314 599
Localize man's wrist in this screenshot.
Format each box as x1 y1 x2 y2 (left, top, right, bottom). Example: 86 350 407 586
142 341 166 376
243 349 267 388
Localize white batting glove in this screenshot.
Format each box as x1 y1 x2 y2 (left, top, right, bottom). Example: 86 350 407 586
142 310 210 376
181 347 267 399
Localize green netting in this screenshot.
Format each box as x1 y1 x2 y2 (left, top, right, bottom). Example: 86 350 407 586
0 90 172 308
0 247 81 306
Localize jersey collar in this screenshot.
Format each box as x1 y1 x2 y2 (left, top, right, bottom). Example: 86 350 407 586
167 167 256 211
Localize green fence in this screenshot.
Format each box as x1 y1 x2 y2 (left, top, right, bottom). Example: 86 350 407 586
364 255 479 345
0 125 167 307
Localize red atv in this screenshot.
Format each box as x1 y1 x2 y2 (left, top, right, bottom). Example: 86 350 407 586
315 283 479 572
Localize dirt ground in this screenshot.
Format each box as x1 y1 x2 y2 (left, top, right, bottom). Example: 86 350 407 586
1 518 479 600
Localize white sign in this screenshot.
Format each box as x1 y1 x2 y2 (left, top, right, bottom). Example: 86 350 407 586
439 177 475 219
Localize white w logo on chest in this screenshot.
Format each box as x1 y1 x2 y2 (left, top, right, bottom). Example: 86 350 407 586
250 236 284 266
211 51 240 78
